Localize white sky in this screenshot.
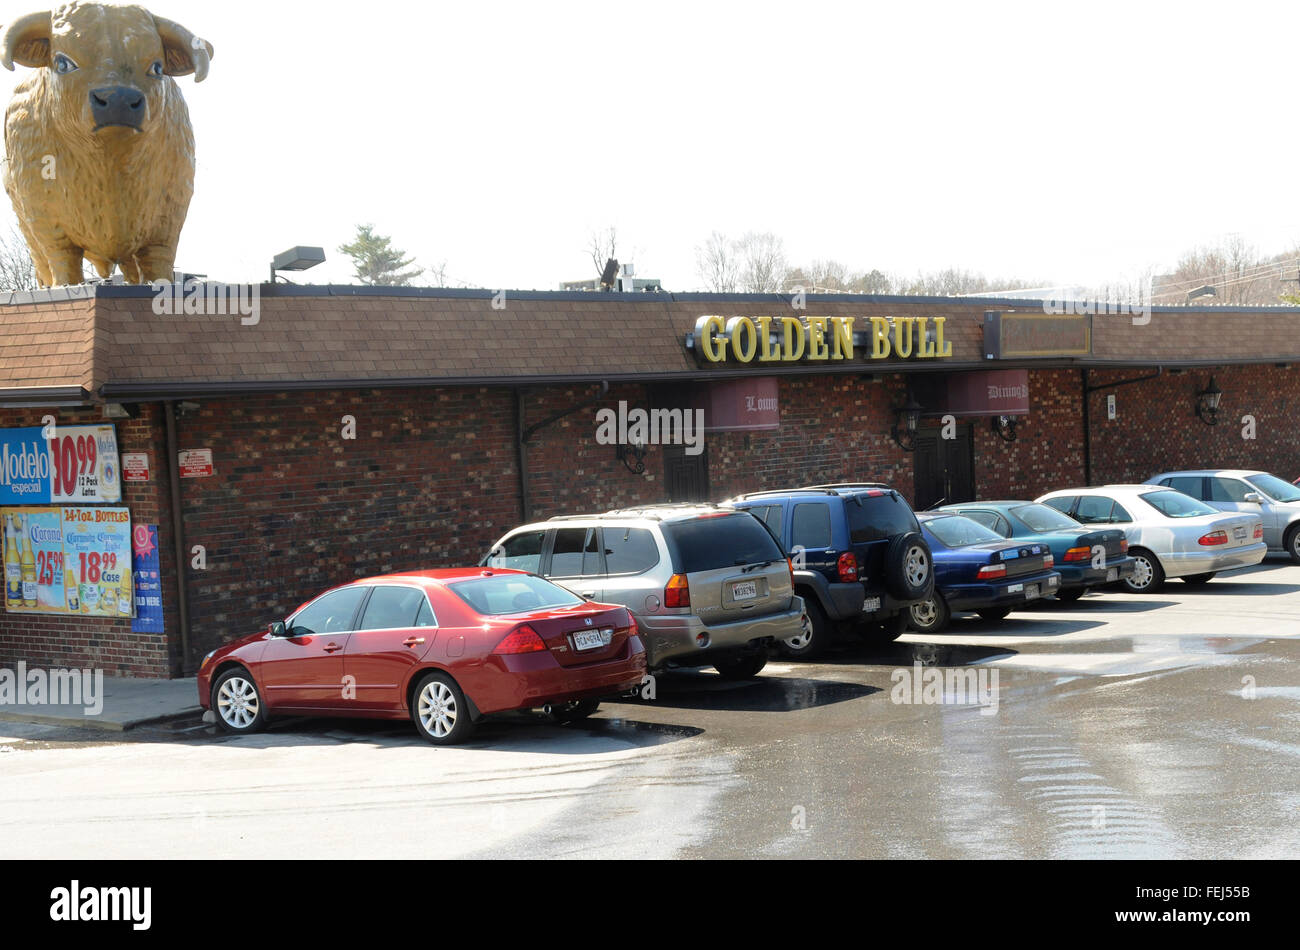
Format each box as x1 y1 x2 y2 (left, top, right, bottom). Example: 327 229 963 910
3 0 1297 291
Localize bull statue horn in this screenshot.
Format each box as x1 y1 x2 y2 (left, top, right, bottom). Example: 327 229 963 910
1 11 52 71
152 14 215 82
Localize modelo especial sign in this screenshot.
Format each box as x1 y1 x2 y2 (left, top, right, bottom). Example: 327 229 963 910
0 425 122 505
688 315 954 364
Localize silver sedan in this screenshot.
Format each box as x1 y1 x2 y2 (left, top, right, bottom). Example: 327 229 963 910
1035 484 1267 593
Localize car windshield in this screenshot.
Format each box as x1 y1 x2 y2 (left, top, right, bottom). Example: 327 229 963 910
1140 490 1217 518
1245 473 1300 503
663 513 784 573
924 515 1003 547
448 573 583 615
1010 503 1080 533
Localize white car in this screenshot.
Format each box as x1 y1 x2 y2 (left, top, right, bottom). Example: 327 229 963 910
1144 470 1300 564
1035 485 1267 593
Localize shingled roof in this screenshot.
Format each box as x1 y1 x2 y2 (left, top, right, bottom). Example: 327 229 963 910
3 285 1300 404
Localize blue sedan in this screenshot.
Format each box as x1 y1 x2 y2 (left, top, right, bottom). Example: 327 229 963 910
909 513 1063 633
938 500 1136 601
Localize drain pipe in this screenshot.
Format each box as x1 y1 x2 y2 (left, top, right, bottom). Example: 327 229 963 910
163 401 192 674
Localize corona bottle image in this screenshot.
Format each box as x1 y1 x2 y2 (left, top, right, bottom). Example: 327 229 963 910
18 515 37 608
66 569 79 612
4 515 21 608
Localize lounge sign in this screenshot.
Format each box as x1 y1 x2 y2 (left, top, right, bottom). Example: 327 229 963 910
690 316 953 364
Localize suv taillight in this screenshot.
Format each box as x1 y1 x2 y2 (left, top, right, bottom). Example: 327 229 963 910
665 573 690 608
1198 530 1228 546
494 624 547 654
836 552 858 583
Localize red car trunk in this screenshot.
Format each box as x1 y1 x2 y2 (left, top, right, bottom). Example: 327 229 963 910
509 603 635 668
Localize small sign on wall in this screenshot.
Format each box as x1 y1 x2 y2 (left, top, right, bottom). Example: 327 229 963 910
123 453 151 482
178 449 213 479
1107 394 1117 420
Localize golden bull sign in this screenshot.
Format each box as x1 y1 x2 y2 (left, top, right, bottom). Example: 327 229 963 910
690 316 953 364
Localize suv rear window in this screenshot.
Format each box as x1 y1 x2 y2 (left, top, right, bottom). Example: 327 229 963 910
601 526 660 575
848 493 920 543
663 513 784 574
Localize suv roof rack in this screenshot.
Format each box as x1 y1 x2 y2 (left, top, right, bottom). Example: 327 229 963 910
801 482 894 492
546 503 725 523
728 483 895 502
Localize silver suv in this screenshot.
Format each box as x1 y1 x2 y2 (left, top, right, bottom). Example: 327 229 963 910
1146 470 1300 563
482 505 805 679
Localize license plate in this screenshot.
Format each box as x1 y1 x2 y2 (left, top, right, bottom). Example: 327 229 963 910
1234 526 1247 540
1025 584 1040 600
1007 583 1024 593
573 628 612 651
1106 568 1117 581
731 581 758 601
862 596 882 613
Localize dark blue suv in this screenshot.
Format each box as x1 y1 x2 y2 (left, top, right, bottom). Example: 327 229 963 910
725 484 934 658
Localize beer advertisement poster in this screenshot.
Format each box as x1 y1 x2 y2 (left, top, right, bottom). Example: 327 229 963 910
2 506 133 617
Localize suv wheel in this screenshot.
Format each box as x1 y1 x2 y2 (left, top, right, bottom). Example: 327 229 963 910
888 532 934 601
778 599 831 660
908 593 950 633
713 651 769 680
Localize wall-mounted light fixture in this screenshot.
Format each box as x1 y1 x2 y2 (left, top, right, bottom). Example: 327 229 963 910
991 415 1019 443
616 441 647 474
890 396 922 452
1195 377 1223 426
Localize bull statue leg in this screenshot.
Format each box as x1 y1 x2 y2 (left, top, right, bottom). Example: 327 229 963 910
43 242 85 287
121 243 178 284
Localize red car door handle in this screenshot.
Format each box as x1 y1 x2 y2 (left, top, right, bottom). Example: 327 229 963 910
323 642 343 653
403 637 425 647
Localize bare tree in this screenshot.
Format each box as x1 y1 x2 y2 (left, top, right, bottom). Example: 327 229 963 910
589 226 618 279
695 231 739 292
0 226 39 292
735 231 788 293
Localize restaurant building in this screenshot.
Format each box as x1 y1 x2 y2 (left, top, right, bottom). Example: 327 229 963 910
2 284 1298 677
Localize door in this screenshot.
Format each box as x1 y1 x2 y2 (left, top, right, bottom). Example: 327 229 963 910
913 425 974 511
1209 476 1277 546
260 586 367 708
544 526 605 601
664 444 710 503
343 585 439 710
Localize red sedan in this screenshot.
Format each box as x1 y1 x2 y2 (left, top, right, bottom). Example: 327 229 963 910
197 569 647 745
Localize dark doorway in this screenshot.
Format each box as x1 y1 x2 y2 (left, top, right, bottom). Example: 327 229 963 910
913 423 975 510
664 445 710 503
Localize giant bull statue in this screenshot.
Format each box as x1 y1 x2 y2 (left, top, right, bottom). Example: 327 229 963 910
1 3 213 286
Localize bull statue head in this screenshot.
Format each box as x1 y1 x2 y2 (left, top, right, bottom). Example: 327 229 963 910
1 4 214 286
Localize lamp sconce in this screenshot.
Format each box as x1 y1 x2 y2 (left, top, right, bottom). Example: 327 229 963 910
616 441 647 474
991 415 1019 443
1195 377 1223 426
890 396 922 452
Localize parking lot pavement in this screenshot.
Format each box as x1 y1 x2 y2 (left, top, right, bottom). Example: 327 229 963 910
2 556 1298 859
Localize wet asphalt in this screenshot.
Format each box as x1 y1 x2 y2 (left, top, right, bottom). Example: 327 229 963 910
2 556 1298 859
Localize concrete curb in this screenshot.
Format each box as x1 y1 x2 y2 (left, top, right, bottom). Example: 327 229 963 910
0 706 203 732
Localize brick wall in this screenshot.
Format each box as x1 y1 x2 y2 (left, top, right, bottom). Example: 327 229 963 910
1087 364 1300 483
0 403 178 677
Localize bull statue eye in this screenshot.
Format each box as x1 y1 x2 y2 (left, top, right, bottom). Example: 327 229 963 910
53 53 78 74
148 60 164 78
